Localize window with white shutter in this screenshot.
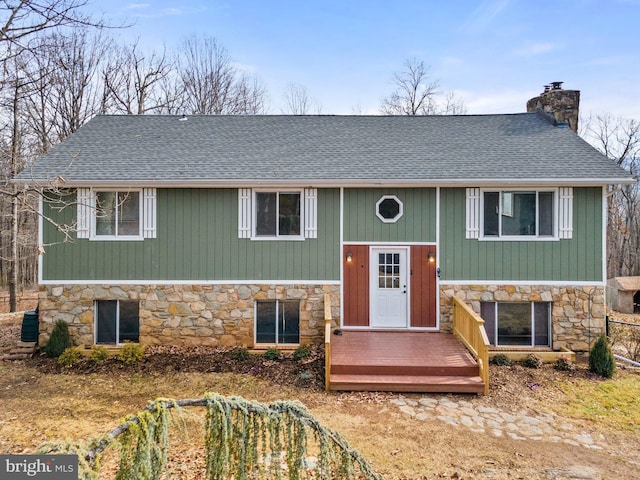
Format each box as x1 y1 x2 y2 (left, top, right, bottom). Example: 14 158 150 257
558 187 573 239
465 188 480 239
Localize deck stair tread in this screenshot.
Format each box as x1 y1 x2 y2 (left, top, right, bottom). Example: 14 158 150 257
330 373 485 393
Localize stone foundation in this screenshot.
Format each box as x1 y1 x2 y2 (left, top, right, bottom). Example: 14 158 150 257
38 284 341 348
440 284 605 351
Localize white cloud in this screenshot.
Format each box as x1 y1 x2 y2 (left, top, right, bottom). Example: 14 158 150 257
125 3 150 10
514 42 557 56
462 0 512 32
463 89 534 114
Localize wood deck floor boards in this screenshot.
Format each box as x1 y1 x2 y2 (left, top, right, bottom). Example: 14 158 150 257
328 331 485 393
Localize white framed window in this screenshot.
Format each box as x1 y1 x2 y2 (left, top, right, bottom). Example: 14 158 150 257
375 195 403 223
480 301 551 347
77 188 156 240
95 300 140 345
480 189 559 240
238 188 317 240
255 300 300 345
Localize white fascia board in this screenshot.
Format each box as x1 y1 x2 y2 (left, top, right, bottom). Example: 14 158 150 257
24 177 635 189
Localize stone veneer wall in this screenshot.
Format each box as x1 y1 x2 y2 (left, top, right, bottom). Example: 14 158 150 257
439 284 605 352
38 284 341 348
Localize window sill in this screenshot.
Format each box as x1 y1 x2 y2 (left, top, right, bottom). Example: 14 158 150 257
89 235 144 241
478 236 559 242
250 236 305 241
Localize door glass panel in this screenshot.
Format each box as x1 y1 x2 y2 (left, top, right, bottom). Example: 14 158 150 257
278 301 300 344
378 251 401 289
497 302 531 346
96 300 117 344
256 302 276 343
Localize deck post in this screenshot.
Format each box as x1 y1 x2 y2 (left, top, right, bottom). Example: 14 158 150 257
452 296 490 395
324 293 332 391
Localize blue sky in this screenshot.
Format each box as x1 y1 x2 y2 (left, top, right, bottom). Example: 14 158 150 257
90 0 640 120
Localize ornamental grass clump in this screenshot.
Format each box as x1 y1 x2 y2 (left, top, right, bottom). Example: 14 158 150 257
589 333 616 378
44 319 70 358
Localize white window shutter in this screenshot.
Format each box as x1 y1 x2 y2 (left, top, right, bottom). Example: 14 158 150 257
143 188 157 238
77 188 91 239
304 188 318 238
559 187 573 239
238 188 252 238
466 188 480 239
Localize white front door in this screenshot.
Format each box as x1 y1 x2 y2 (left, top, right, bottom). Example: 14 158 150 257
370 247 409 328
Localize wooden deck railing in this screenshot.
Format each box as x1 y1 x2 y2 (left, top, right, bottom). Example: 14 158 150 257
324 293 332 391
452 295 490 395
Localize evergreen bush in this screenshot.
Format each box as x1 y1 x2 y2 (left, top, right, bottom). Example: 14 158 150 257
293 344 311 361
231 347 250 361
490 354 511 366
44 320 70 358
589 334 616 378
522 353 543 369
263 347 280 360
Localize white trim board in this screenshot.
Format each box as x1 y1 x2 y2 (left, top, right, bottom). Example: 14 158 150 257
343 241 437 246
40 279 341 286
440 280 606 287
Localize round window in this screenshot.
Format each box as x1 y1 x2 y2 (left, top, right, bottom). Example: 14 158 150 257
376 195 403 223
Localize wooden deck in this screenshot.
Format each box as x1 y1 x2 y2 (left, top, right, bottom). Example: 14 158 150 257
328 331 485 394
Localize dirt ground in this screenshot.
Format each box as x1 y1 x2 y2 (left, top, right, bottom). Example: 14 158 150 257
1 312 640 479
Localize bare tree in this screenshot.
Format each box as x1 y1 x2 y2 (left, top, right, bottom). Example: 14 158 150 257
282 82 321 114
0 0 108 311
380 58 466 116
102 40 179 115
582 113 640 278
178 35 266 115
380 58 440 115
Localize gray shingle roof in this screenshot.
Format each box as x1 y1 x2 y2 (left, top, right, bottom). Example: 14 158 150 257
15 113 633 186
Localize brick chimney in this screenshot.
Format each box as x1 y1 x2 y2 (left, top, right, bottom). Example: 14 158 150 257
526 82 580 133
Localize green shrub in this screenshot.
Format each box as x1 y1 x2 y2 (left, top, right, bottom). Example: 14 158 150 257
589 334 616 378
89 345 109 363
231 347 250 361
490 354 512 366
44 320 70 358
57 347 82 367
263 348 280 360
117 343 145 364
522 354 543 369
293 344 311 361
554 356 575 372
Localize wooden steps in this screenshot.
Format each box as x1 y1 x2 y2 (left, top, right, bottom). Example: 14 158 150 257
330 374 485 393
328 331 485 394
2 341 37 360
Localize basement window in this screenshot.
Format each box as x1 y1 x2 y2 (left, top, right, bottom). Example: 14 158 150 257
255 300 300 345
480 302 550 347
95 300 140 344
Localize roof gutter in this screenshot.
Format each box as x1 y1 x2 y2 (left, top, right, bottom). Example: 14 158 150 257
13 176 637 189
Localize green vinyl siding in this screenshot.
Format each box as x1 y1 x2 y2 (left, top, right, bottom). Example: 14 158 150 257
42 188 340 281
344 188 436 243
439 187 603 282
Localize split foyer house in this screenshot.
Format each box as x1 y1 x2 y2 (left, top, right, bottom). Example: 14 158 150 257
17 85 633 393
